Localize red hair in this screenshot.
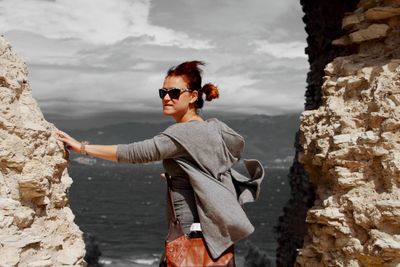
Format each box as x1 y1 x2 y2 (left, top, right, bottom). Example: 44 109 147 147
166 61 219 109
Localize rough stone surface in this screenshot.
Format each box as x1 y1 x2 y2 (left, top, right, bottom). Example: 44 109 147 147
349 23 390 43
334 0 400 46
342 13 365 30
365 6 400 21
0 35 86 266
275 1 359 266
296 0 400 266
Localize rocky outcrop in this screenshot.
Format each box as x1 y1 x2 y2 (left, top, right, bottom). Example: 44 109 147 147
0 36 86 266
296 0 400 266
276 1 359 266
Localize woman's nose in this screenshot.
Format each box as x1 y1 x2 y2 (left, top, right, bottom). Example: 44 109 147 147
163 92 171 101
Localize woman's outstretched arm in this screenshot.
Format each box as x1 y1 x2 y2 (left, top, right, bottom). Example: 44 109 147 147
53 128 185 163
82 145 118 162
54 129 118 162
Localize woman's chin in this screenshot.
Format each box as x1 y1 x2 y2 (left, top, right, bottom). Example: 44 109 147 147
162 108 174 116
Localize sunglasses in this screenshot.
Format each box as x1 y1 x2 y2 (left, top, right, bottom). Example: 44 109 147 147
158 87 192 99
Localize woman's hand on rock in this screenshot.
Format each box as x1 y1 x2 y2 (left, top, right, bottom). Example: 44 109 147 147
54 128 81 154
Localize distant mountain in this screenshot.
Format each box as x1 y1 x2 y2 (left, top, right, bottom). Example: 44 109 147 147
222 114 300 167
48 111 301 168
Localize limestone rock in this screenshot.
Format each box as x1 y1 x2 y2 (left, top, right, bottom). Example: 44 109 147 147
27 260 53 267
0 35 86 266
358 0 380 11
0 232 42 247
349 23 390 43
13 206 35 229
367 230 400 258
332 35 353 46
365 6 400 20
0 247 21 267
342 13 365 30
296 1 400 266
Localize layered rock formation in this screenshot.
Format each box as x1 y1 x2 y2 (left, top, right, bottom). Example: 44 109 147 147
276 0 359 266
0 36 86 266
296 0 400 266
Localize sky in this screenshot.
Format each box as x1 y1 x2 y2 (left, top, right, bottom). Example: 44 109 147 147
1 0 308 116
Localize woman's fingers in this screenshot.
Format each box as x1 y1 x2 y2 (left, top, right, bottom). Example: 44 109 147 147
53 128 81 154
54 132 67 142
53 130 73 147
55 129 69 138
54 129 74 142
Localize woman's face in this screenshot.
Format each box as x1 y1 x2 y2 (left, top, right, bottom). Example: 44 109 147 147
161 75 197 119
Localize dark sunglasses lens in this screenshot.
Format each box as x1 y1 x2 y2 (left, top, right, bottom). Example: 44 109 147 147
168 88 181 99
159 88 181 99
159 89 166 99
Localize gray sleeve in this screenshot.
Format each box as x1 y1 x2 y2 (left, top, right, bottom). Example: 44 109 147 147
116 133 185 163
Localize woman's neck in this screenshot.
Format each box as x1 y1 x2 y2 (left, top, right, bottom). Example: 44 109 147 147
175 109 204 123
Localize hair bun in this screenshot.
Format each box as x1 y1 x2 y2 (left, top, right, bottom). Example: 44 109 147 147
202 83 219 101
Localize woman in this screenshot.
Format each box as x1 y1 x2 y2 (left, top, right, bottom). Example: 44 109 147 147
54 61 264 266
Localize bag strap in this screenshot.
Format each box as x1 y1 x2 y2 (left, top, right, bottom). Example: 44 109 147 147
165 173 178 224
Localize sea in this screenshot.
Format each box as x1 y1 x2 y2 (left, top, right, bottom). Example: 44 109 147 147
68 159 291 267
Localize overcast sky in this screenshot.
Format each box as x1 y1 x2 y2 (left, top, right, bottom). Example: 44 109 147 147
1 0 308 116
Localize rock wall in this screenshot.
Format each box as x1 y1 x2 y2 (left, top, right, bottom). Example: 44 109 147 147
276 0 359 266
296 0 400 266
0 36 86 266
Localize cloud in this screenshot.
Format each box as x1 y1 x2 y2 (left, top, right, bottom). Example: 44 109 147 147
150 0 297 36
2 0 309 116
16 31 307 116
0 0 212 48
150 0 307 50
250 40 307 59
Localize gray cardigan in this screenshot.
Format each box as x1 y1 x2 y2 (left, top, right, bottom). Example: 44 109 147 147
116 118 264 259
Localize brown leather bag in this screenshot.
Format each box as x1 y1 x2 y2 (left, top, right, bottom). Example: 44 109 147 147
164 173 235 267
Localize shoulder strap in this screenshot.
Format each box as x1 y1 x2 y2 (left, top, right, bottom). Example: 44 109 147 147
165 173 178 223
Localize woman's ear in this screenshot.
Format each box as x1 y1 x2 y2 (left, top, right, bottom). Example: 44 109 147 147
190 90 198 103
